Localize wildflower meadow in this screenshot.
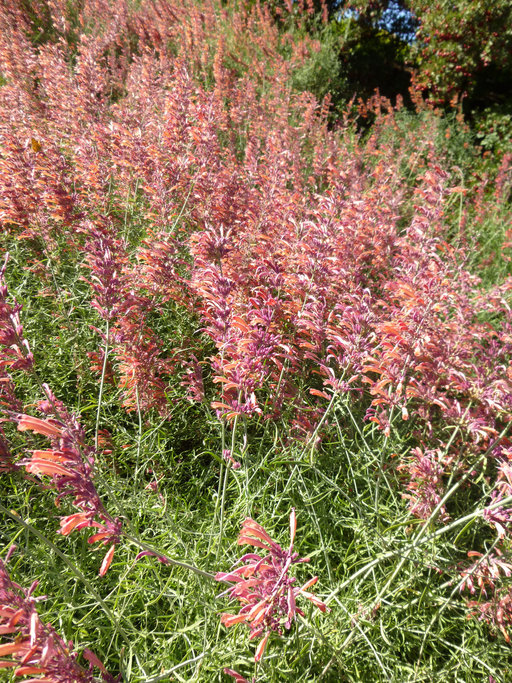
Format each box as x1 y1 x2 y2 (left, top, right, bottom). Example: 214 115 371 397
0 0 511 681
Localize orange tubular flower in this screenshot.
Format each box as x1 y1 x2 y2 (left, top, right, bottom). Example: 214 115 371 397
216 509 329 663
0 554 118 682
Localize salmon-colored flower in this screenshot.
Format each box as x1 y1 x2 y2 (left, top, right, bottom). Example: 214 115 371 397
216 510 329 662
0 554 118 681
15 385 122 576
17 415 62 438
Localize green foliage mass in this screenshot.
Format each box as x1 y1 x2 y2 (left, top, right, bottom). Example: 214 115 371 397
284 0 512 149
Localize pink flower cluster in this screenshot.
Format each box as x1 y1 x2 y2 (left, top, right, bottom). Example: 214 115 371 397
0 551 117 681
484 454 512 539
0 254 31 472
16 385 122 577
0 254 33 373
216 510 328 662
398 447 449 521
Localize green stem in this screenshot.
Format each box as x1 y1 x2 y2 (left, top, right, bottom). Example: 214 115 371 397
326 491 512 604
123 533 216 582
134 385 143 488
217 414 238 560
94 318 110 452
415 536 501 669
140 652 206 683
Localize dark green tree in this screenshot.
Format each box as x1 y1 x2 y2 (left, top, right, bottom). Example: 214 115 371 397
406 0 512 109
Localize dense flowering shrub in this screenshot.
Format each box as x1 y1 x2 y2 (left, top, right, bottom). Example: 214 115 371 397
0 0 511 675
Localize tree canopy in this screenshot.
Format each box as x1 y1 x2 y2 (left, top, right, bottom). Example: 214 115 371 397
277 0 512 115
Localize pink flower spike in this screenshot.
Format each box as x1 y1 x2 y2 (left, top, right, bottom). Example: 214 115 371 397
14 388 123 576
0 555 118 680
216 511 328 661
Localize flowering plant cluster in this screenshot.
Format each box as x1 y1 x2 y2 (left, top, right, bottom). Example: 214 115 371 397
216 510 328 662
0 550 116 682
0 0 511 677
